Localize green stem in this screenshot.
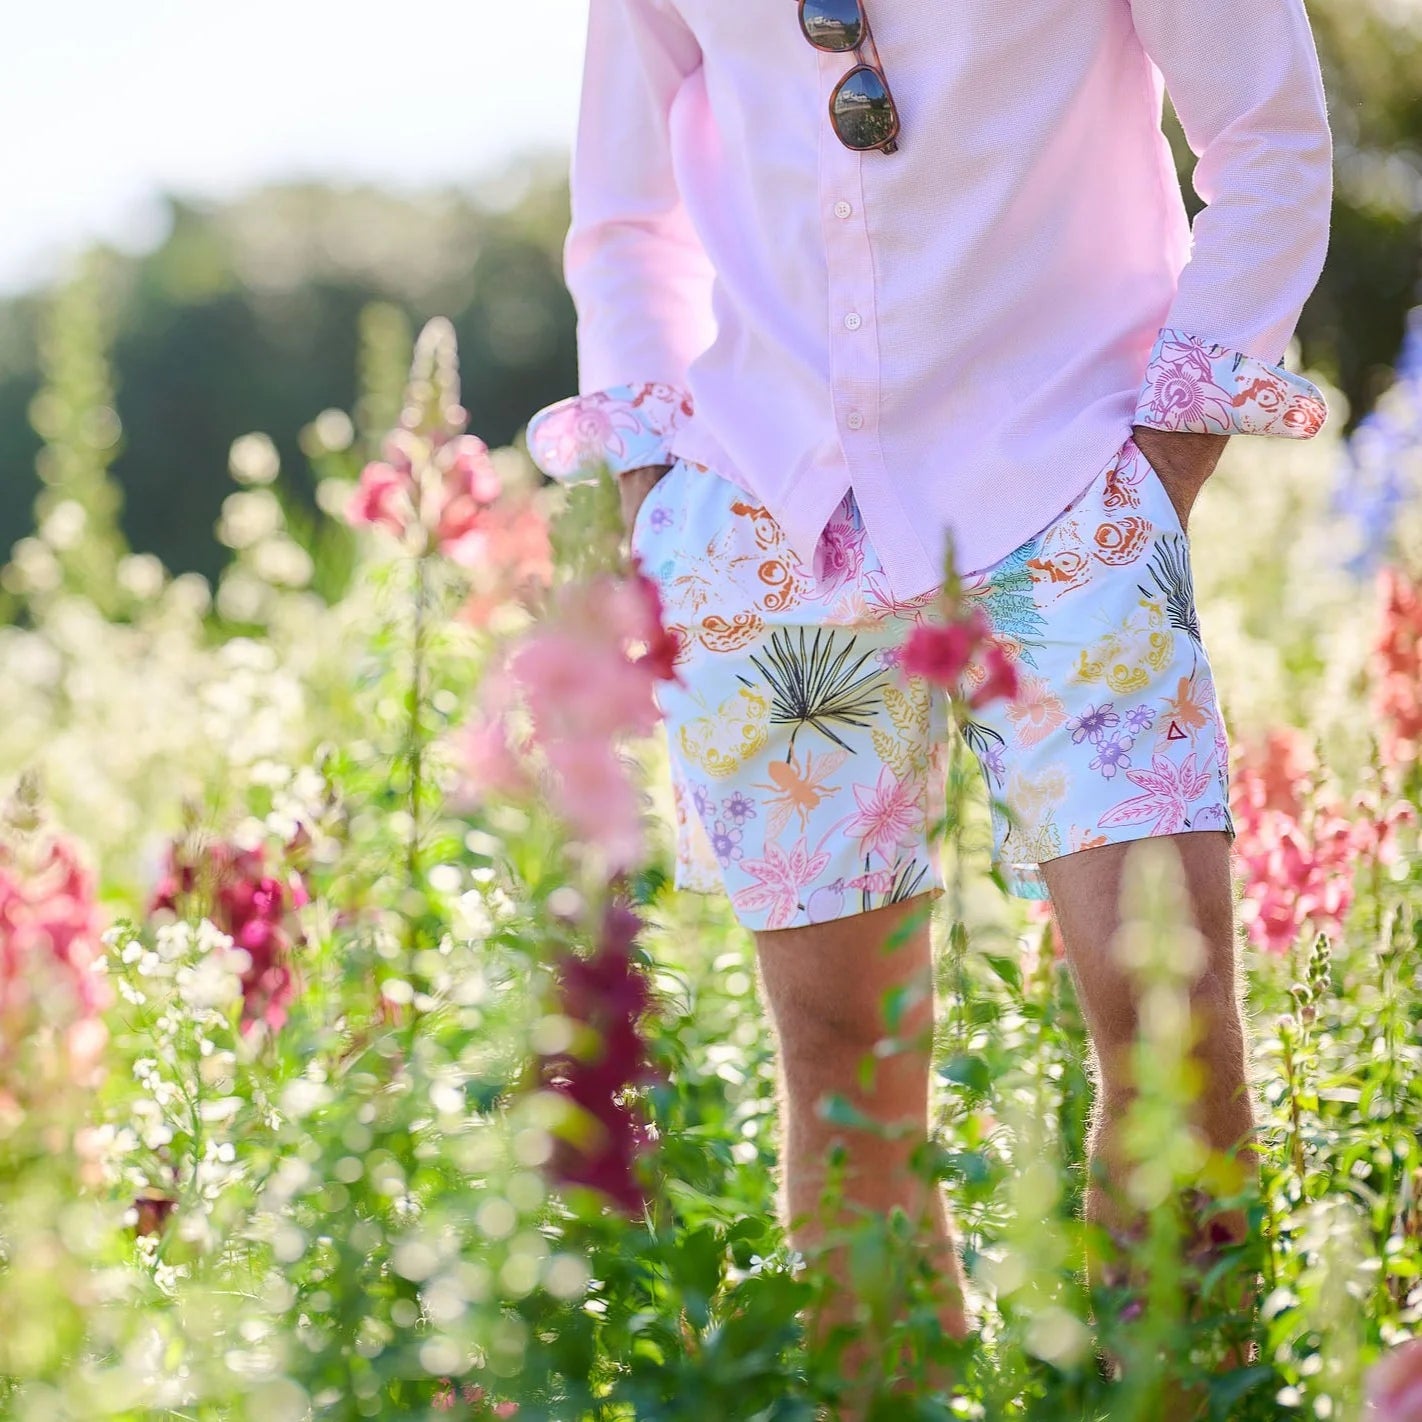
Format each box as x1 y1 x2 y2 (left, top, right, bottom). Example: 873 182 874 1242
404 551 430 1057
1282 1027 1307 1189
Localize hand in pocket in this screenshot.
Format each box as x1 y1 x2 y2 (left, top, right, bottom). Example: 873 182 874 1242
620 463 673 543
1130 426 1229 535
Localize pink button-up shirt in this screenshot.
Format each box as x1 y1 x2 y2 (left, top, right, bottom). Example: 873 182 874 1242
528 0 1334 602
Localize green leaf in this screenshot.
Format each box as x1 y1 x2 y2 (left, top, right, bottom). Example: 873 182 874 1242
1207 1364 1273 1418
982 953 1023 995
939 1052 993 1097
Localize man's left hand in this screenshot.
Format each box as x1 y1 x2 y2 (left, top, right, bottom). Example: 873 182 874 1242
1131 426 1229 535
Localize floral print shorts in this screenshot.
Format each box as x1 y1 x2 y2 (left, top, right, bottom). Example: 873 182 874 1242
631 436 1234 932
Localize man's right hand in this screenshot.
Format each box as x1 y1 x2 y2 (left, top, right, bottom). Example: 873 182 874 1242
619 463 673 542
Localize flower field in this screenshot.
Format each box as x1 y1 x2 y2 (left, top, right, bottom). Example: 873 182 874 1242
1 283 1421 1422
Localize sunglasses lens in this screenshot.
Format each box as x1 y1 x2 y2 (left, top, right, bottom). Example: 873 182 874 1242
831 66 898 150
800 0 863 52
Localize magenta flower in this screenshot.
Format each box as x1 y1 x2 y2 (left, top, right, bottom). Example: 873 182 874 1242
969 641 1021 710
150 837 309 1033
539 897 653 1215
1367 1338 1422 1421
900 611 987 689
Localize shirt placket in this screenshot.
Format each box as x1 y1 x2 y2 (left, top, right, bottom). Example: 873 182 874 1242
816 50 880 469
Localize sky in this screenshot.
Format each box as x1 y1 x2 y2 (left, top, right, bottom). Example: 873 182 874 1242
0 0 589 295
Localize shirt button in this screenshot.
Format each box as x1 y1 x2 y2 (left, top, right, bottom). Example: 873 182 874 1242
843 312 862 331
833 200 853 219
846 411 865 430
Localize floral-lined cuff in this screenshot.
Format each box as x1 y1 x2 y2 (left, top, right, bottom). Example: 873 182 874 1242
526 381 693 483
1133 327 1328 439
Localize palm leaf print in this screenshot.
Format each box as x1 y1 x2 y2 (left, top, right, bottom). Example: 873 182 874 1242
854 853 931 914
741 627 888 752
1138 534 1201 645
959 719 1007 788
886 856 930 904
965 540 1046 668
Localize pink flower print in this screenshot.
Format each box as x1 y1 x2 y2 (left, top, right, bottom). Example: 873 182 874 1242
731 838 832 929
845 765 922 864
1097 752 1215 835
1279 393 1328 437
1089 732 1134 779
1134 328 1328 439
533 394 643 475
1138 347 1234 432
811 512 868 595
1005 673 1066 747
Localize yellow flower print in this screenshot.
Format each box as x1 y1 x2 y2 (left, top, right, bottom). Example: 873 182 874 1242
677 685 770 778
1005 762 1070 828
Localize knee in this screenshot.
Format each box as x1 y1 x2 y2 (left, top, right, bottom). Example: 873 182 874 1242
777 987 918 1071
1188 967 1248 1080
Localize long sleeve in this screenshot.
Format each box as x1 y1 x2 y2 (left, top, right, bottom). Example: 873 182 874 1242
527 0 715 483
1128 0 1333 439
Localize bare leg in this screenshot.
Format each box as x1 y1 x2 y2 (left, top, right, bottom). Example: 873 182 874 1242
753 893 969 1412
1042 832 1256 1408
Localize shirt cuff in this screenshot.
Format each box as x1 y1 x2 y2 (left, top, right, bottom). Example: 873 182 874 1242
1132 327 1328 439
526 381 693 482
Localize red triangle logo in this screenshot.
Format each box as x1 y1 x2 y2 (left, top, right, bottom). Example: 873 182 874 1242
1166 720 1187 741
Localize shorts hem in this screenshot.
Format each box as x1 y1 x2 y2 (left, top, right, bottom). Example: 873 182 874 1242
1008 816 1237 900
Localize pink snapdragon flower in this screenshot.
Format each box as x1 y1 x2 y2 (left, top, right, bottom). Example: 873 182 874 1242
899 598 1019 710
460 569 679 868
448 496 555 628
149 838 310 1033
0 821 109 1091
347 428 504 558
1367 1337 1422 1421
346 318 556 622
1373 566 1422 773
1231 729 1414 955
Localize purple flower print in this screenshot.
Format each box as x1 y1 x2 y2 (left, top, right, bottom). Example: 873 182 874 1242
721 790 757 825
1124 704 1156 734
709 819 744 866
650 506 674 533
979 742 1007 784
1090 732 1134 779
691 783 712 819
1068 703 1119 746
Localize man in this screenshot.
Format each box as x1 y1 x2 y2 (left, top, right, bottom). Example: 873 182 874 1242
528 0 1333 1401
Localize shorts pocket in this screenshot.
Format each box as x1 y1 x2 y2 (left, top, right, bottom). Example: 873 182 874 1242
1128 437 1190 541
628 458 682 554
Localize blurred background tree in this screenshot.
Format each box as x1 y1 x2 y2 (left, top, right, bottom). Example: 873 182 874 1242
0 0 1418 582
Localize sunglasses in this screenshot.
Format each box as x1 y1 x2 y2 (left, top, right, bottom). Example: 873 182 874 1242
797 0 901 154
